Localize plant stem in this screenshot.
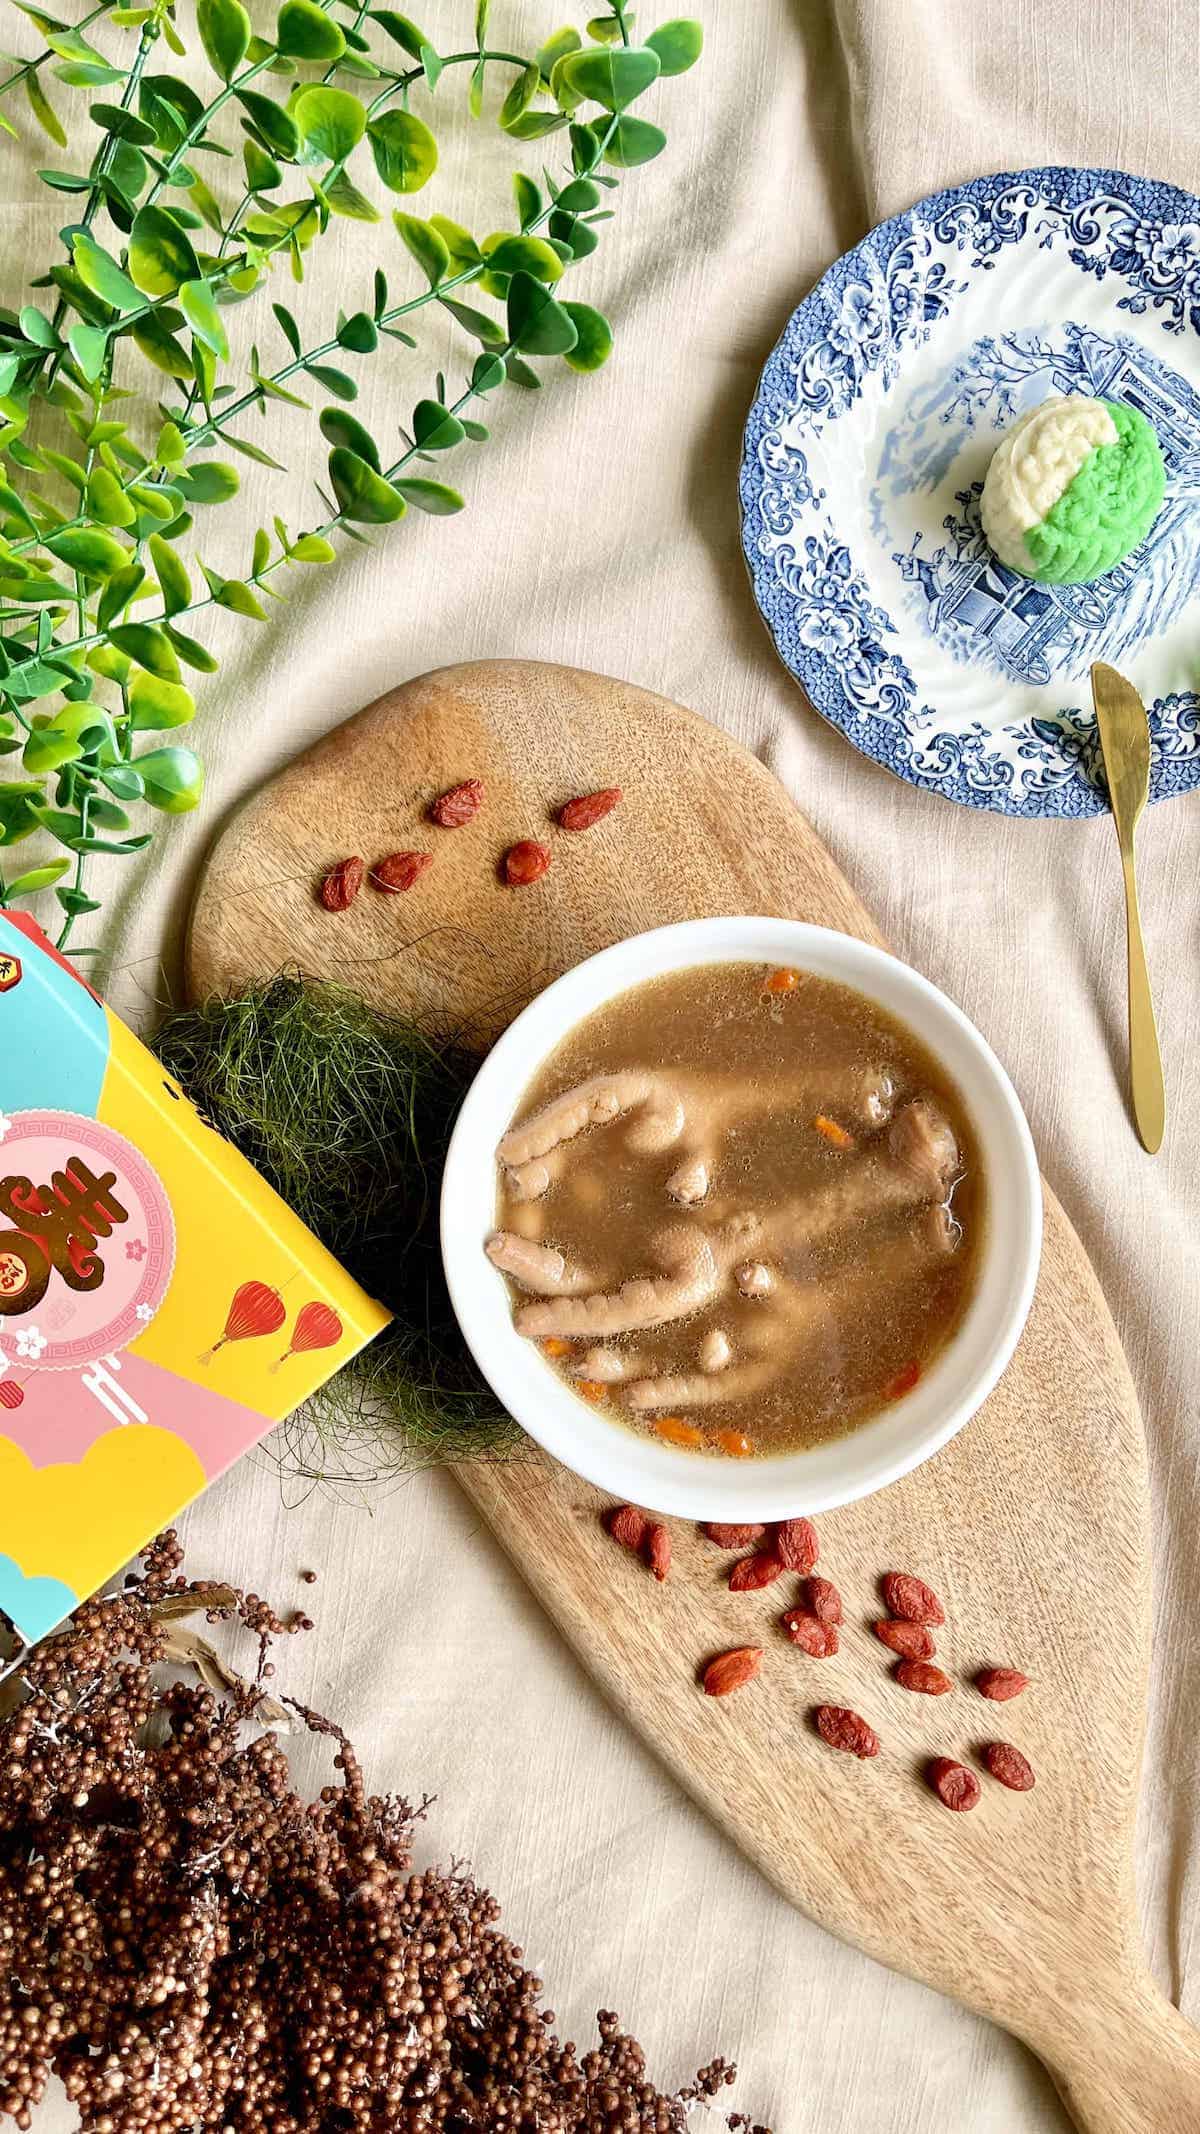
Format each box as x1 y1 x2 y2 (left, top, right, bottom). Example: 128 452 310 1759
0 0 115 104
142 48 279 209
55 784 89 949
176 50 568 454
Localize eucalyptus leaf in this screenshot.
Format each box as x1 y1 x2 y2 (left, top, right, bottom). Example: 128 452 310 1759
327 446 406 523
243 137 281 190
536 26 582 79
292 86 365 162
561 299 612 371
499 63 539 130
128 669 196 730
164 621 218 670
505 269 577 355
175 460 239 504
548 208 597 259
46 526 129 576
149 532 191 614
559 45 660 110
67 319 108 380
138 744 203 812
25 71 66 147
512 171 542 227
369 9 428 59
483 232 563 282
585 11 629 42
132 313 193 380
272 299 301 355
108 620 181 680
428 213 481 268
412 399 465 450
440 296 505 347
591 112 665 165
90 100 157 145
502 109 566 141
503 352 542 389
336 310 377 351
277 0 346 59
304 361 356 401
196 0 251 81
179 278 229 360
319 406 379 468
35 167 91 193
3 857 71 896
645 18 702 73
368 109 437 193
236 88 299 159
128 203 201 295
393 210 449 284
97 561 145 631
70 230 143 312
324 169 380 221
86 465 135 526
395 477 463 514
290 531 335 561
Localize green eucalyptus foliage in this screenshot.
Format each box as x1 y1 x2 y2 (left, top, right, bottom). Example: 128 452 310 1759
0 0 701 949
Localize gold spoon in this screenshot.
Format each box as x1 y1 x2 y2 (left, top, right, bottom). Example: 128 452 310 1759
1090 662 1165 1153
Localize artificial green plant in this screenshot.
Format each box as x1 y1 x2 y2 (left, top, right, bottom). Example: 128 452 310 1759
0 0 701 949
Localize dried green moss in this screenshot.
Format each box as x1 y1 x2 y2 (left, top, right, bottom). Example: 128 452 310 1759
154 975 520 1493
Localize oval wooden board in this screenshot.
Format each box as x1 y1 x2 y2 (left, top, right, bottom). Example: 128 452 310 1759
188 660 1199 2134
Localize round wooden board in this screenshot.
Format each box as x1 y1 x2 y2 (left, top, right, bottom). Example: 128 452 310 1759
188 660 1200 2134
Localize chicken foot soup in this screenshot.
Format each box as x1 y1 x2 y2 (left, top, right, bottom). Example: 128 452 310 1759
487 963 984 1459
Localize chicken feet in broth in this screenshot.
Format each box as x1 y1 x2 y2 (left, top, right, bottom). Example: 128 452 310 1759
489 962 985 1460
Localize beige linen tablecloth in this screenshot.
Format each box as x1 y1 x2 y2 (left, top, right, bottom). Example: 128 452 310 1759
17 2 1200 2126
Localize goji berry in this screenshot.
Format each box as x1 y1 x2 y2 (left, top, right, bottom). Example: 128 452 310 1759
927 1757 980 1812
774 1518 819 1574
881 1571 945 1626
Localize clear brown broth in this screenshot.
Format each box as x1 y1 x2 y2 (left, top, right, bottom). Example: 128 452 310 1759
493 962 985 1458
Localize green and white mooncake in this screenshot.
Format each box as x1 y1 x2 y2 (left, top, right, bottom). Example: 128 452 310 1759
980 393 1165 585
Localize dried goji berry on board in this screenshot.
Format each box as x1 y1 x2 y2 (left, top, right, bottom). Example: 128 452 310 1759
644 1523 671 1582
872 1618 936 1660
780 1609 839 1658
604 1505 647 1556
927 1757 981 1811
370 850 433 893
701 1522 766 1548
981 1740 1035 1791
729 1552 783 1592
429 777 484 827
801 1577 843 1626
814 1706 880 1759
503 840 551 886
558 787 622 831
702 1647 762 1697
774 1518 819 1574
895 1658 953 1697
881 1571 945 1626
319 855 364 911
976 1666 1030 1703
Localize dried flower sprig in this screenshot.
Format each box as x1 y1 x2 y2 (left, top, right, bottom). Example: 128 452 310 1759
0 0 702 949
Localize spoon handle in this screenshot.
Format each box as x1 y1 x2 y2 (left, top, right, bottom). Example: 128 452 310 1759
1120 841 1165 1154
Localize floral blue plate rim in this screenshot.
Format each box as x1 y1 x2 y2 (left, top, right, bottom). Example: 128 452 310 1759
738 163 1200 819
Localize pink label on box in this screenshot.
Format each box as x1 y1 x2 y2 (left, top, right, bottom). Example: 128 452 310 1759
0 1109 174 1372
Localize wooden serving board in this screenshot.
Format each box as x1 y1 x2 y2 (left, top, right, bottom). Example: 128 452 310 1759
188 660 1199 2134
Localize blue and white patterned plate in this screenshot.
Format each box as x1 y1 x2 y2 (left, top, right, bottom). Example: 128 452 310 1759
739 166 1200 817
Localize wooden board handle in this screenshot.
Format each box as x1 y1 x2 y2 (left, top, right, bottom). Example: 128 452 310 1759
1041 1978 1200 2134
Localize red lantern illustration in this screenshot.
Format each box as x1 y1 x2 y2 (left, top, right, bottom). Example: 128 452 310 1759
200 1279 287 1365
0 1379 23 1410
270 1300 343 1372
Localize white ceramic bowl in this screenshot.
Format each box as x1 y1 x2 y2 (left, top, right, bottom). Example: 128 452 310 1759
440 918 1042 1520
